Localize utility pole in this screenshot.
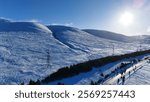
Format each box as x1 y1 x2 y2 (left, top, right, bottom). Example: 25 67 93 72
112 44 115 56
46 49 51 69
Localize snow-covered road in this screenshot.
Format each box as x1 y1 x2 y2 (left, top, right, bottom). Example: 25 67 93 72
103 59 150 85
125 61 150 85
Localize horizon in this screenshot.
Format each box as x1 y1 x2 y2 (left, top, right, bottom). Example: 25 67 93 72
0 0 150 36
0 17 148 37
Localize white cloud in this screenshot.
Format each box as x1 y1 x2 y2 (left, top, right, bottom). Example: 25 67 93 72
51 22 73 26
27 19 41 23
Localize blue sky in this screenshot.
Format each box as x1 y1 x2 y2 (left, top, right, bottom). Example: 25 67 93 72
0 0 150 36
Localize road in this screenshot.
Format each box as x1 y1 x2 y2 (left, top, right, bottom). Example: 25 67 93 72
103 59 149 85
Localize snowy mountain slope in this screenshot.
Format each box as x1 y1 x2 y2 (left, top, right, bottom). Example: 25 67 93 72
0 18 10 23
0 18 51 33
0 18 149 84
48 26 110 53
141 36 150 44
48 26 138 59
83 29 134 42
0 31 83 84
0 19 87 84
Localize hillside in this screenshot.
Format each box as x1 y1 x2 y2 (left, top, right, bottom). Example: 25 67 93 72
0 18 51 33
48 25 138 58
0 19 81 84
83 29 134 42
0 18 149 84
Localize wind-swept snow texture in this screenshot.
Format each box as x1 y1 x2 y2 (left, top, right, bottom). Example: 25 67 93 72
0 18 150 84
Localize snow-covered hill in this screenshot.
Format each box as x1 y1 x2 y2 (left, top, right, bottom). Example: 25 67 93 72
83 29 134 42
0 19 82 84
141 35 150 44
49 26 117 54
0 18 149 84
0 18 51 33
48 26 139 57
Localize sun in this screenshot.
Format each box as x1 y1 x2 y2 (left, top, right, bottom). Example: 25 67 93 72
119 11 134 26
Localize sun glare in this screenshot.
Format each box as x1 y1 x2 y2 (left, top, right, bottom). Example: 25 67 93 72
119 11 134 26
